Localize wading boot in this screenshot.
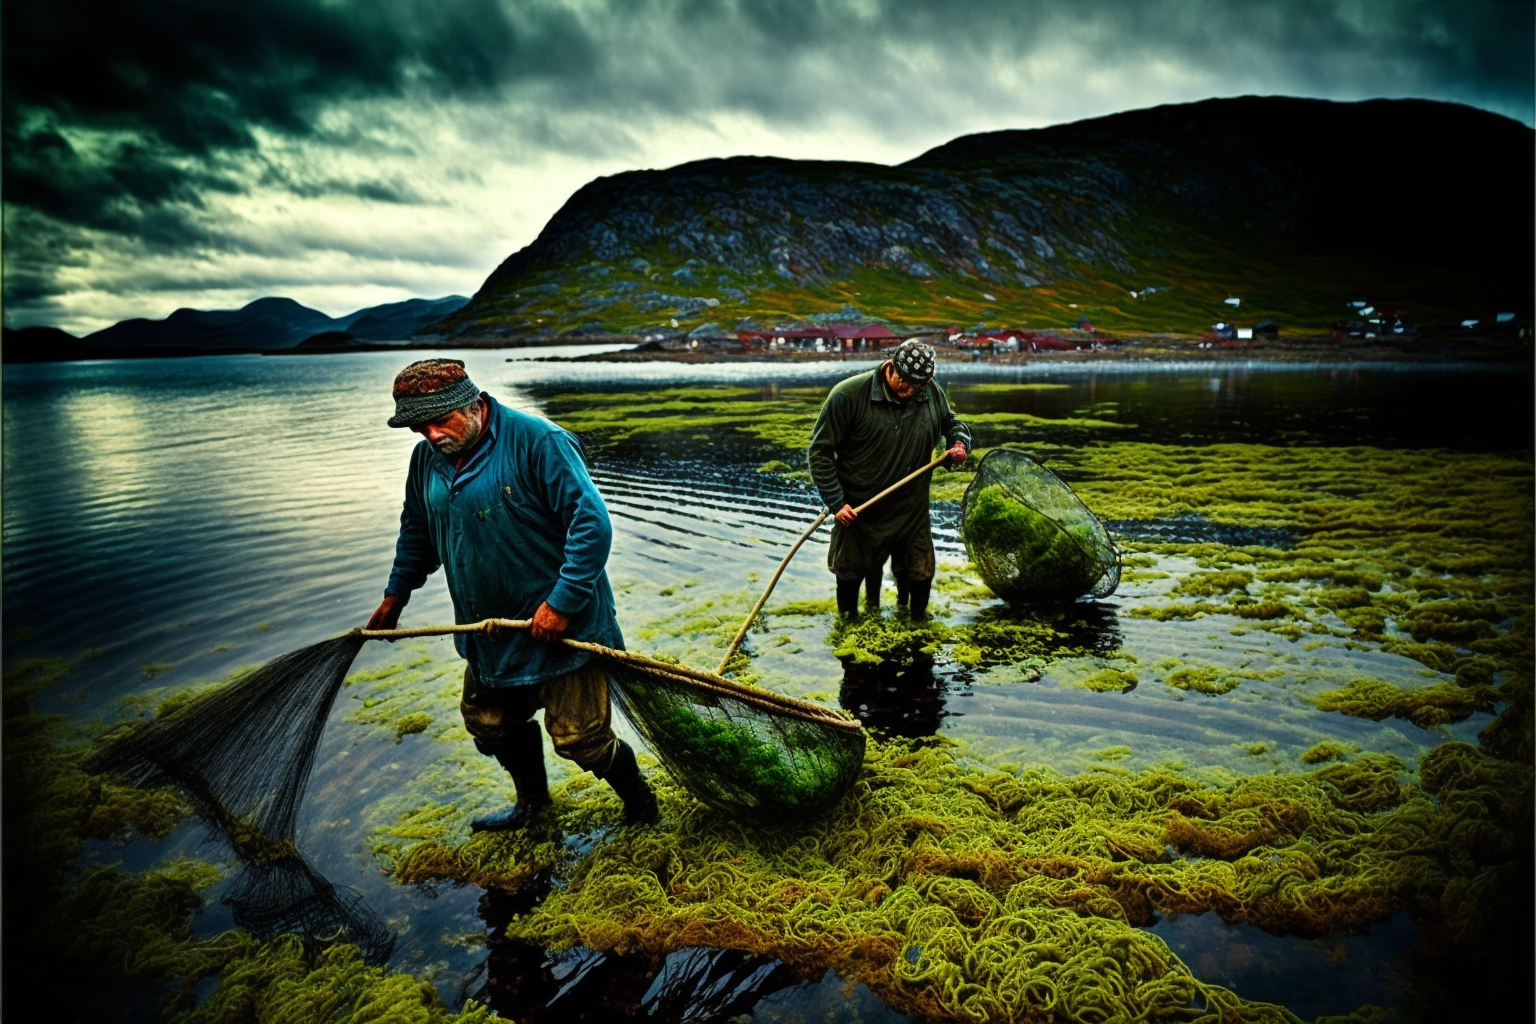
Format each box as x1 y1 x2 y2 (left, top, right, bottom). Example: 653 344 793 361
907 579 933 620
596 740 658 826
864 570 882 614
835 576 862 621
895 576 911 611
470 720 552 832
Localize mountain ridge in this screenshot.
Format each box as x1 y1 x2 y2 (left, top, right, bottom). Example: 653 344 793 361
3 295 470 361
430 95 1532 339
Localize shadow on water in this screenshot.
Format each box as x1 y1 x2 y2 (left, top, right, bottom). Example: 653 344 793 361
469 883 910 1023
840 654 952 739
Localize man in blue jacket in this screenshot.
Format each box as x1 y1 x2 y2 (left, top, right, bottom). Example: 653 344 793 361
367 359 657 831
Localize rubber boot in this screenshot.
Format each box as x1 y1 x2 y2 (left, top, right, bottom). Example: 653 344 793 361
895 576 911 610
907 579 933 620
595 740 658 826
470 720 552 833
835 576 862 620
864 570 882 614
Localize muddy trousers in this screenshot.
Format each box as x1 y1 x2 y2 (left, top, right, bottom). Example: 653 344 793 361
460 661 656 825
460 660 619 774
829 502 937 618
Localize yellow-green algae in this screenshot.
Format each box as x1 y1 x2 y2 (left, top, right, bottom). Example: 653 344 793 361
543 385 823 448
1311 677 1499 729
963 483 1106 601
375 737 1530 1024
1020 441 1531 760
1300 741 1358 765
394 712 434 743
1166 666 1243 696
178 937 503 1024
827 611 1074 671
1073 667 1139 693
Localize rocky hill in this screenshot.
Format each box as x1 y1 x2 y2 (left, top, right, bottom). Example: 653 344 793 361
4 295 472 361
88 295 470 350
432 96 1533 339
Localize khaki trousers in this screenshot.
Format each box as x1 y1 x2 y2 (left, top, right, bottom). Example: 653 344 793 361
459 660 618 772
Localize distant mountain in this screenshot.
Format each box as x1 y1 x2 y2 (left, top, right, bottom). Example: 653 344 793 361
3 295 472 361
87 297 337 350
432 96 1533 338
1 325 95 363
335 296 472 340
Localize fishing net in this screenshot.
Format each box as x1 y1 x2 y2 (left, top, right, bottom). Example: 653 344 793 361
91 626 865 853
961 448 1121 602
87 634 394 961
592 646 867 824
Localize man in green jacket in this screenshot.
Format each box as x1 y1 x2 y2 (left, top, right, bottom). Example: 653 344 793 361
808 339 970 620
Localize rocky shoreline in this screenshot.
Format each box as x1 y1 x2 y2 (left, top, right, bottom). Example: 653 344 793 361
545 332 1532 366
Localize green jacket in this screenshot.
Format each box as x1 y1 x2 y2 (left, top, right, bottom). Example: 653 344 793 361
807 366 971 518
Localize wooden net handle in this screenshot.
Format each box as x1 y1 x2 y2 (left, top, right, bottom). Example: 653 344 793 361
352 618 859 730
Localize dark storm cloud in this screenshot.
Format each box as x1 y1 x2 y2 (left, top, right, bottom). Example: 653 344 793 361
2 0 591 226
5 0 1528 231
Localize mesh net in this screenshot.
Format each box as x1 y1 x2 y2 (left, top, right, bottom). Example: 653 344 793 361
86 634 394 961
961 448 1121 602
91 630 865 860
595 648 867 823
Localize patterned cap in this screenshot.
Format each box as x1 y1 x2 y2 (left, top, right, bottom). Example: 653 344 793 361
890 339 937 387
387 359 482 427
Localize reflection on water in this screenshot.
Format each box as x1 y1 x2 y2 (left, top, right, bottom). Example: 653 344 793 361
471 884 908 1024
840 656 951 739
1147 911 1416 1021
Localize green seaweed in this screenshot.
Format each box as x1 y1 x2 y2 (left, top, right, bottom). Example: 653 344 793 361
1312 677 1500 729
1172 571 1253 598
1075 668 1138 692
1301 741 1359 764
963 484 1101 600
375 737 1531 1024
5 650 511 1023
179 937 503 1023
394 712 434 743
1165 665 1241 695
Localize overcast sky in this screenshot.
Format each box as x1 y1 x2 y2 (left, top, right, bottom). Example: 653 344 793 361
4 0 1532 335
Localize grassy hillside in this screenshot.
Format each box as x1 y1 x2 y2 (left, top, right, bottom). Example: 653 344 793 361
429 97 1533 339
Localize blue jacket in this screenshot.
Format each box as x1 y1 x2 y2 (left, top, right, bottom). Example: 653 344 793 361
385 395 623 686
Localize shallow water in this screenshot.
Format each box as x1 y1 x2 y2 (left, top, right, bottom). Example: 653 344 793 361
4 349 1530 1021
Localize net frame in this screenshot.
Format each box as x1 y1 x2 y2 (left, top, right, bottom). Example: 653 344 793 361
961 448 1121 602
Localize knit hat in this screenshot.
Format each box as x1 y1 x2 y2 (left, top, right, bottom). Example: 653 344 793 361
890 339 937 387
387 359 482 427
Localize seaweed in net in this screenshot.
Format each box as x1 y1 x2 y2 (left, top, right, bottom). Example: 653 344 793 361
594 646 867 823
87 634 394 961
961 448 1120 602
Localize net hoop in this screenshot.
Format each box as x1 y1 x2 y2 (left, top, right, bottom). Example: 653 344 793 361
960 447 1121 601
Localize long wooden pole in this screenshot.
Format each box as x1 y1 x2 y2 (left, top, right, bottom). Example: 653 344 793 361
357 617 621 663
714 451 950 675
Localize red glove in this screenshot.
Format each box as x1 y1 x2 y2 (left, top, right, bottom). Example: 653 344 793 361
530 601 570 642
366 593 406 632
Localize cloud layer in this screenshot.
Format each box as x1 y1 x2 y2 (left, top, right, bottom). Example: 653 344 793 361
5 0 1532 333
